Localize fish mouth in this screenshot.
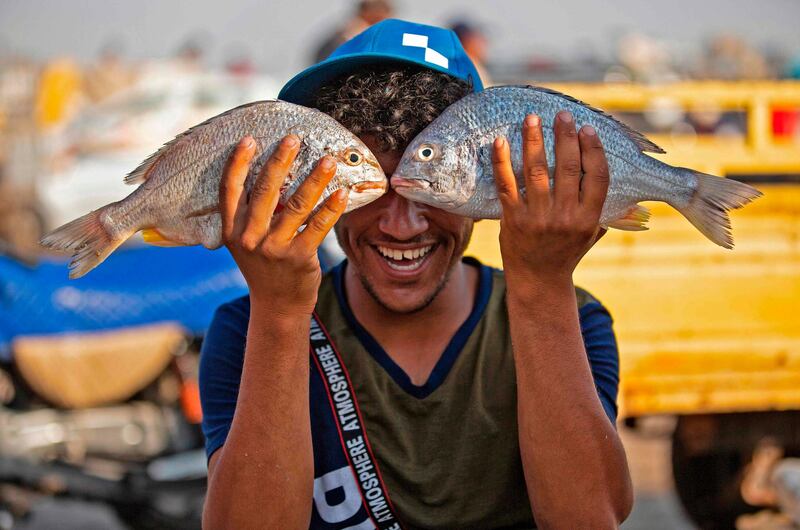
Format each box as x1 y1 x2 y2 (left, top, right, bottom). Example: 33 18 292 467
391 175 462 207
352 180 388 193
391 176 435 205
390 175 430 191
345 180 388 212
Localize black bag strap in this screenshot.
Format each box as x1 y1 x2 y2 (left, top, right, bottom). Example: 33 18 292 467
309 311 405 530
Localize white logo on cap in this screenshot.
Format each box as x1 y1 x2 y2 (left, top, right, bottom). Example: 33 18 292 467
401 33 449 69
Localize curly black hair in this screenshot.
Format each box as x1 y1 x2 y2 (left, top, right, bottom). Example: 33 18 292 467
313 64 472 152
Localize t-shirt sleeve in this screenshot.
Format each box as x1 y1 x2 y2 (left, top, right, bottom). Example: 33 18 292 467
579 300 620 424
199 297 249 460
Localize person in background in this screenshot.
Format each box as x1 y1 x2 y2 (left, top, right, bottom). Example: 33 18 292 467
174 34 209 73
789 54 800 80
225 46 256 78
83 40 138 103
312 0 394 63
450 20 492 85
695 34 771 80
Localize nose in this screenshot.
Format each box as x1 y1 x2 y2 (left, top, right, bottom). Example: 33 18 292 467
378 189 429 241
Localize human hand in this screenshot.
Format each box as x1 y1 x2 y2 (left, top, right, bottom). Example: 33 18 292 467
492 111 609 292
220 135 348 314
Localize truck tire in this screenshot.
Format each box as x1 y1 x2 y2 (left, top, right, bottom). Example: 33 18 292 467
672 417 753 529
671 412 800 529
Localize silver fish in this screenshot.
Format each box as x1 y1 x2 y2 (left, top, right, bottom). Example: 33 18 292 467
392 85 761 247
41 100 387 278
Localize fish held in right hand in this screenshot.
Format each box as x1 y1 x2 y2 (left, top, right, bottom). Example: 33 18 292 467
392 85 762 248
40 101 388 278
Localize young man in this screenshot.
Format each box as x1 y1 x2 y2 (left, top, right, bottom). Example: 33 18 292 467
200 20 632 530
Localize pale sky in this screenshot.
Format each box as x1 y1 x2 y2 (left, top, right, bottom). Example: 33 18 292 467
1 0 798 81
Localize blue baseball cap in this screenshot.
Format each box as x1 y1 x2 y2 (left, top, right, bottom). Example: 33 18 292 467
279 19 484 105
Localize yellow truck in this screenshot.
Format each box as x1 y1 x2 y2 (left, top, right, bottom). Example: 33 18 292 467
465 81 800 528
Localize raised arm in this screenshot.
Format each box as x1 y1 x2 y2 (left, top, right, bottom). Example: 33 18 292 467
492 113 633 528
203 136 348 530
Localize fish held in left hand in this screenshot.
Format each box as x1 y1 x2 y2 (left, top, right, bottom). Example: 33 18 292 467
40 100 388 279
392 85 762 248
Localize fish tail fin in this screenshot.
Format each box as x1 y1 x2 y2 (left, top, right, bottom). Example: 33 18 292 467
40 207 129 278
675 170 762 249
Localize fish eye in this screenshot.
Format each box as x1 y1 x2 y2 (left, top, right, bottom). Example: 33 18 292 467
417 145 435 161
344 149 362 166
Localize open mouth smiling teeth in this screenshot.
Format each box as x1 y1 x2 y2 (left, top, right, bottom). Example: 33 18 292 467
375 244 434 271
376 244 433 261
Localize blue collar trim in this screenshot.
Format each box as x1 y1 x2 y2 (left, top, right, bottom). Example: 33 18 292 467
331 257 493 399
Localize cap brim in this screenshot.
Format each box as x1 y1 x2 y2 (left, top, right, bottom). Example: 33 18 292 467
278 52 465 106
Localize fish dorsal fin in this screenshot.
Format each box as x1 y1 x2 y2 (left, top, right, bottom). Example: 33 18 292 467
508 85 666 155
124 100 281 185
124 144 171 185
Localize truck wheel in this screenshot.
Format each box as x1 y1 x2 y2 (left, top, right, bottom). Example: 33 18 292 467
671 412 800 529
113 481 205 530
115 501 203 530
672 416 759 530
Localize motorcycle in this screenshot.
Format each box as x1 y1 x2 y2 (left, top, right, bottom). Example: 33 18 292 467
0 244 249 529
0 326 206 530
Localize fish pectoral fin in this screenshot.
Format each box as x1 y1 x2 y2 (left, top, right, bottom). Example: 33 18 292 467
605 204 651 231
141 228 183 247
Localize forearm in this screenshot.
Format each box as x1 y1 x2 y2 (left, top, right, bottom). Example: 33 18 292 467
508 277 632 528
204 301 313 530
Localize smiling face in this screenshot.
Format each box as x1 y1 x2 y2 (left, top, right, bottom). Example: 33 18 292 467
334 135 475 314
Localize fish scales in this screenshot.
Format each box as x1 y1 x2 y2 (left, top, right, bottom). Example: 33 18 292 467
392 85 761 248
442 87 692 219
41 100 387 278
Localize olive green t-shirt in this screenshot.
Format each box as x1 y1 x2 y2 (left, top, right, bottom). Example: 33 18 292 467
312 258 618 529
199 257 620 529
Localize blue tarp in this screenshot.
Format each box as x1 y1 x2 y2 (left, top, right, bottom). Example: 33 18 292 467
0 245 248 361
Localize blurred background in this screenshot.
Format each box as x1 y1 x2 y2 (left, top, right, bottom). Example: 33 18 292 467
1 1 799 529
